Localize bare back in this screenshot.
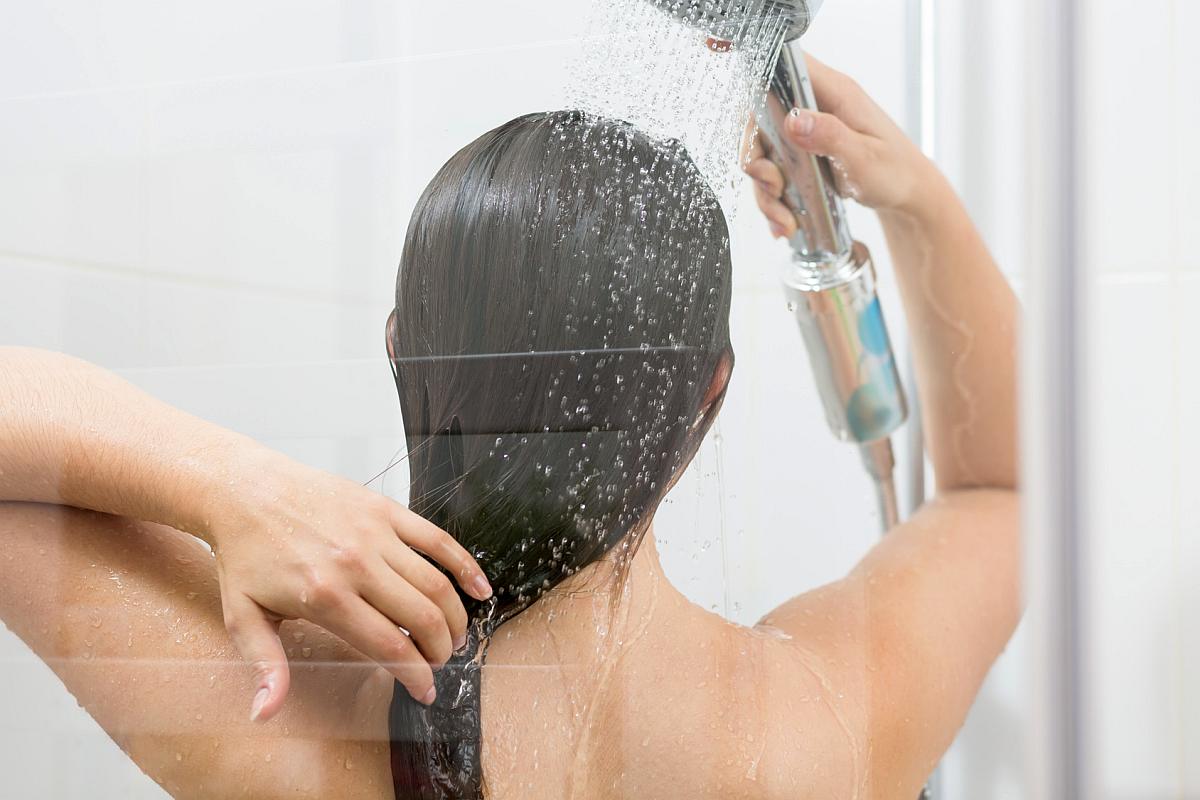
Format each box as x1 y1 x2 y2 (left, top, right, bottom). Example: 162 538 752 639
0 489 1016 800
481 489 1019 800
480 536 860 800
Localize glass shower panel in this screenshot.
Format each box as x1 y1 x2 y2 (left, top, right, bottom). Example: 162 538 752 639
0 1 923 797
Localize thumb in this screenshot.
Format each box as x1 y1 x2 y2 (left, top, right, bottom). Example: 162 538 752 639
785 108 868 167
223 592 291 723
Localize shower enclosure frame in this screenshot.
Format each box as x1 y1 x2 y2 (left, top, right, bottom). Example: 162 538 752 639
1021 0 1087 796
904 0 1089 795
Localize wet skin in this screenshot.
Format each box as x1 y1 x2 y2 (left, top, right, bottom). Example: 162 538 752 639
0 486 1016 800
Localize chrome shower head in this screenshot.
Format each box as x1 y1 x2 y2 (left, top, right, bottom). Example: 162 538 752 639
656 0 822 42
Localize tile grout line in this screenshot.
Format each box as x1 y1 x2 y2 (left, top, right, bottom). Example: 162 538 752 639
0 249 381 307
0 35 596 104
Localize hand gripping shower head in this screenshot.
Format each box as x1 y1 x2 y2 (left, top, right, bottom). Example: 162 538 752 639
649 0 910 530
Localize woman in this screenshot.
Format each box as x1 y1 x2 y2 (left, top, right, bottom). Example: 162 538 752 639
0 56 1017 799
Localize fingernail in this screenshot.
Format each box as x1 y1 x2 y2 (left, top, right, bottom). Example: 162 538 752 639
421 686 437 705
472 575 493 600
769 222 787 239
453 632 467 651
249 686 270 722
787 108 815 136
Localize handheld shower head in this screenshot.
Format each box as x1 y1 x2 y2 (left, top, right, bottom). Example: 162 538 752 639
655 0 822 42
648 0 908 446
637 0 908 536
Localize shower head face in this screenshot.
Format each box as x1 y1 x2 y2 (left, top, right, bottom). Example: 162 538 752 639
656 0 821 42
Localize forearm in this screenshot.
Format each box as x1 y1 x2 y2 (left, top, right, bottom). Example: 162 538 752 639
879 175 1018 492
1 348 489 717
0 347 254 539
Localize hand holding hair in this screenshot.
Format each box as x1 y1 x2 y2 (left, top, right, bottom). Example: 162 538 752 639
205 445 494 721
0 347 493 720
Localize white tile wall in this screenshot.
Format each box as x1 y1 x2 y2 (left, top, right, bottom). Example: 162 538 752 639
1084 277 1181 796
930 0 1028 286
0 3 589 100
0 90 147 269
1082 0 1176 275
1176 0 1200 274
0 257 150 368
1179 274 1200 790
1075 0 1199 796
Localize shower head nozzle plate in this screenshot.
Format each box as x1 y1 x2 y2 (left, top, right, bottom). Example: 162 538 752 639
658 0 820 42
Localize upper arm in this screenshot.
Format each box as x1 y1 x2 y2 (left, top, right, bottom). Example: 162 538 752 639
757 490 1021 797
0 502 395 800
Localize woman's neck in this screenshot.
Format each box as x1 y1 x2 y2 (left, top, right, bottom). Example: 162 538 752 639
486 522 677 659
480 522 685 799
547 523 671 617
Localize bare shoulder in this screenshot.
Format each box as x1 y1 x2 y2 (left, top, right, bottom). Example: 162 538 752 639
752 490 1021 797
596 590 863 800
717 615 867 799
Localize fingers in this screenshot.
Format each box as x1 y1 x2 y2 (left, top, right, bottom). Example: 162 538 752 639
745 106 873 239
803 53 886 134
389 503 493 601
362 555 457 667
746 157 797 239
784 108 867 165
753 183 798 239
317 592 437 705
222 592 291 723
384 545 470 652
745 158 784 198
803 53 852 116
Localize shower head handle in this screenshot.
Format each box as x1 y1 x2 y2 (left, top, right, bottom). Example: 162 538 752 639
759 44 855 264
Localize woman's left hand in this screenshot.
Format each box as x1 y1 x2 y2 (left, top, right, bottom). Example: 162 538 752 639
744 54 939 233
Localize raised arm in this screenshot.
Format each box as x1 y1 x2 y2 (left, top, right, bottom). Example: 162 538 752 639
746 56 1020 796
0 347 492 716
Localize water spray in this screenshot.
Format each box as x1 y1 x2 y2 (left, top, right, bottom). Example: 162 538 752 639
652 0 908 534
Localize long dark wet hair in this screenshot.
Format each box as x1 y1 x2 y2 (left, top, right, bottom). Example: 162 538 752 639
385 110 733 800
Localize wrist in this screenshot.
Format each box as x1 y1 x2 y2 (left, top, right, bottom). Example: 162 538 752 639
165 426 272 547
883 161 958 235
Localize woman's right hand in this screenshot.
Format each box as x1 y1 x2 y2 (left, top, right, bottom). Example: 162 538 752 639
0 347 491 720
745 54 944 236
197 441 493 722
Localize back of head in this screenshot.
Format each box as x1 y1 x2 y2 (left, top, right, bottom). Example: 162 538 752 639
387 110 733 800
